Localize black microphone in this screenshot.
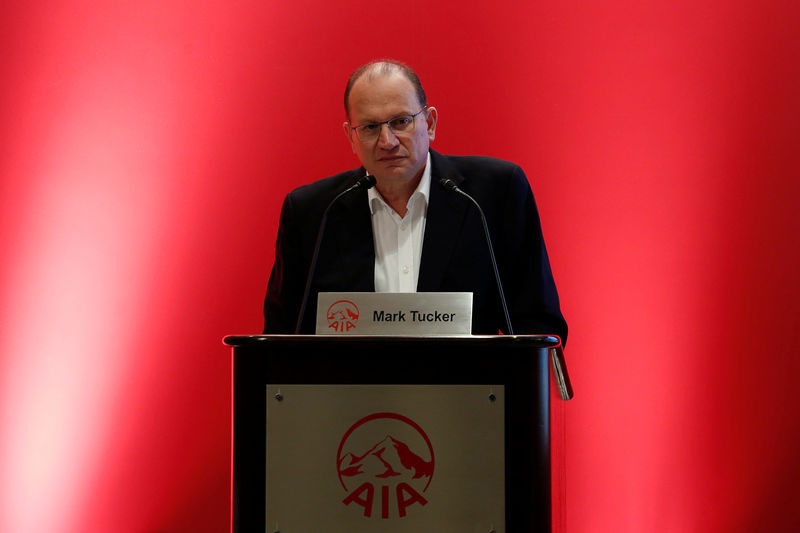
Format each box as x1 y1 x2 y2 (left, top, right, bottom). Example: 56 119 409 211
294 174 377 334
439 178 514 335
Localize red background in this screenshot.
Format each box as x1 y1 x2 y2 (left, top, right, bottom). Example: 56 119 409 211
1 1 799 531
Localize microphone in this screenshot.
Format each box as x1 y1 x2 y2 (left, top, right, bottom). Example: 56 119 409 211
439 178 514 335
294 174 377 334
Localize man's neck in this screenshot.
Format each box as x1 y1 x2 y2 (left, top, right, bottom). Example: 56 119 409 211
374 173 423 217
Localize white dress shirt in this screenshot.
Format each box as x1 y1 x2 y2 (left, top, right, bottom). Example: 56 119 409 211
368 153 432 292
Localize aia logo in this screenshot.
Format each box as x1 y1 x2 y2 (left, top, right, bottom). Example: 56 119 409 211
327 300 359 332
336 412 434 519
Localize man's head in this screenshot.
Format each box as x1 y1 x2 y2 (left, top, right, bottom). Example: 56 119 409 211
343 60 438 188
344 60 427 119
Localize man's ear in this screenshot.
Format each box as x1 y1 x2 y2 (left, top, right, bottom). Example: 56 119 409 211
425 106 438 142
343 121 356 153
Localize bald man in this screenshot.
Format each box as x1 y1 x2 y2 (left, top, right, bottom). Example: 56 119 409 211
263 60 566 343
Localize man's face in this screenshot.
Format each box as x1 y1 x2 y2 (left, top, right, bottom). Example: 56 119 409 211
343 72 437 187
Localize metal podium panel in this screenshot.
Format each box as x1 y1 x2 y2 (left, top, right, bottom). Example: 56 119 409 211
265 384 505 533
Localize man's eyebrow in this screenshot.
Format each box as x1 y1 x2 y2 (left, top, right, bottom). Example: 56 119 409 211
357 111 413 124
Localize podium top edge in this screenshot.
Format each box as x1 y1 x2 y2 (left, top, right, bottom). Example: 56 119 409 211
222 334 561 348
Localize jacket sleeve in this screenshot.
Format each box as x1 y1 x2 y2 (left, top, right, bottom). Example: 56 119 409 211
263 193 306 334
498 165 568 344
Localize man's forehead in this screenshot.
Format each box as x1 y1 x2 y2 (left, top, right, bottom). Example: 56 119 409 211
347 72 420 118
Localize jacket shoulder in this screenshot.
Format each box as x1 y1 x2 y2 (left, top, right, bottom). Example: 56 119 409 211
284 168 364 210
432 152 529 195
442 154 522 172
432 152 525 182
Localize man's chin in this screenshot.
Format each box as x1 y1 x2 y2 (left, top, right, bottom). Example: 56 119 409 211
369 165 413 183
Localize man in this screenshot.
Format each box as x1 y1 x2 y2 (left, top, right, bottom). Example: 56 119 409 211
263 60 567 343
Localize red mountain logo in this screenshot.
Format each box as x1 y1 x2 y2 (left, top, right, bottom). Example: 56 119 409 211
336 413 435 519
338 435 434 480
327 300 359 332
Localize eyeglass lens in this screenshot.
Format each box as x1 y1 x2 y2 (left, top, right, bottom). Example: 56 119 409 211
357 114 417 141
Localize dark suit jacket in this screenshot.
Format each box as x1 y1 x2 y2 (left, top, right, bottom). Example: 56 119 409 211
263 149 567 343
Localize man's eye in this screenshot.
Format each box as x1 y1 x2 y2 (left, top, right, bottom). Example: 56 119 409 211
390 117 412 129
362 124 379 131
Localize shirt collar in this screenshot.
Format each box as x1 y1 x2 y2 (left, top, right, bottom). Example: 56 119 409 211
368 152 432 215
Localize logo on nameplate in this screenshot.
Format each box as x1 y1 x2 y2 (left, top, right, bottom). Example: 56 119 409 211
336 412 434 519
326 300 360 332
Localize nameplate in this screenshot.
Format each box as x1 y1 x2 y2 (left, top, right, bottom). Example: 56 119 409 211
315 292 473 335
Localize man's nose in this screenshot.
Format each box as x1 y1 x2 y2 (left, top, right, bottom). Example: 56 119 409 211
376 123 399 148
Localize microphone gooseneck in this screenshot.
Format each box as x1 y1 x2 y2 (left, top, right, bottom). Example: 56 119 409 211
439 178 514 335
294 174 377 334
441 178 574 399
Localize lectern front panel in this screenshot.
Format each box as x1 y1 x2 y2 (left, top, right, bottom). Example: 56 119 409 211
228 335 557 532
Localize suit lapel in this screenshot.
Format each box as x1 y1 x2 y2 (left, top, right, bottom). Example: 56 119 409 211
417 150 470 291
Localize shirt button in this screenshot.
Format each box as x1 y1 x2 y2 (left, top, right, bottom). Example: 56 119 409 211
402 265 409 274
400 222 407 230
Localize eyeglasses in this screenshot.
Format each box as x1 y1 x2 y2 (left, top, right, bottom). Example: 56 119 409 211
349 107 427 142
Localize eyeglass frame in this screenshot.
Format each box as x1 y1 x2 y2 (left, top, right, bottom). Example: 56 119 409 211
348 107 429 142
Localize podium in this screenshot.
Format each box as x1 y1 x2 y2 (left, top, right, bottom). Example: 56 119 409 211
224 334 563 532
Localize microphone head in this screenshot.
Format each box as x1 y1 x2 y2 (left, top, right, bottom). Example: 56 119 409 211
439 178 459 192
356 174 377 190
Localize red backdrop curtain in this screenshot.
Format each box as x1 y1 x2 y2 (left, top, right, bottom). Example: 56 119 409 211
1 1 798 531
